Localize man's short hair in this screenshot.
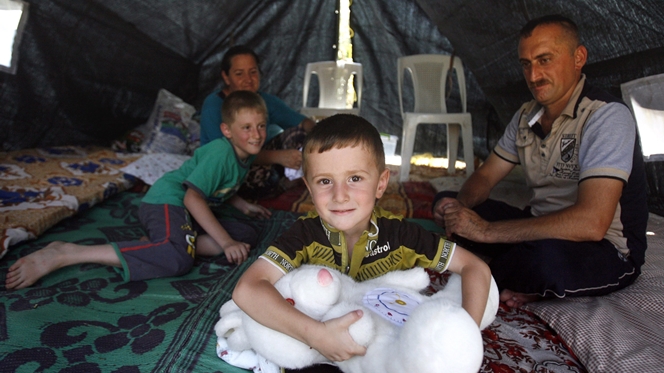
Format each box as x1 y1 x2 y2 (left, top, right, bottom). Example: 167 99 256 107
221 90 267 125
520 14 580 47
303 114 386 174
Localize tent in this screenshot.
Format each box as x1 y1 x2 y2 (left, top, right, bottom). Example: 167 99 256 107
1 1 663 202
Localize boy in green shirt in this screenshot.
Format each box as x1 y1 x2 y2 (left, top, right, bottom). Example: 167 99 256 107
6 91 271 289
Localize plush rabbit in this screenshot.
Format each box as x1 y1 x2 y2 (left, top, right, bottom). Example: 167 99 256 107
214 264 498 373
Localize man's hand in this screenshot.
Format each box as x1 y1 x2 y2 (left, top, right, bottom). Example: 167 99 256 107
439 199 490 242
433 197 462 228
308 310 367 362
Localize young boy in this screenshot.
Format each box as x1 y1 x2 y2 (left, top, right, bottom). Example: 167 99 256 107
6 90 272 289
232 114 492 366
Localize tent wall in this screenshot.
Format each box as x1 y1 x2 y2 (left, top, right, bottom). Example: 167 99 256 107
351 0 491 159
0 0 337 151
1 0 663 163
416 0 664 128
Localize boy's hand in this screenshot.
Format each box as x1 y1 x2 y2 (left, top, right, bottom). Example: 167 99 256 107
308 310 367 362
222 240 251 265
243 203 272 219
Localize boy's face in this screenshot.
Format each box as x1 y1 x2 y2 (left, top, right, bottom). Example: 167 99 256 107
221 108 267 160
303 145 390 241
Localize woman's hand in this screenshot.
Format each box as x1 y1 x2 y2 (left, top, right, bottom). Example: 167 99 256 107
276 149 303 169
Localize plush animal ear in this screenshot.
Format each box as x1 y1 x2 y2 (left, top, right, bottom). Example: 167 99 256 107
317 268 333 286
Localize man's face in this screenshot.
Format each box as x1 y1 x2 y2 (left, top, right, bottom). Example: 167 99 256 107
222 54 261 93
303 145 389 243
518 24 586 110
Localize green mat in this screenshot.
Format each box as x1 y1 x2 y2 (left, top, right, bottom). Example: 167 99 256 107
0 191 299 372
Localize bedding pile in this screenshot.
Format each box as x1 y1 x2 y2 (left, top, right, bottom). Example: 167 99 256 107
0 146 140 258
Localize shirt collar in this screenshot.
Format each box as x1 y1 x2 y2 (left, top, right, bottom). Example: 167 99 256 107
526 74 587 125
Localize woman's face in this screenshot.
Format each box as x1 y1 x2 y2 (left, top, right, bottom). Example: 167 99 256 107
222 54 260 93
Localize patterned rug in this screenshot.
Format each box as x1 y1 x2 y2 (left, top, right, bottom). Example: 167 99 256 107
0 192 585 372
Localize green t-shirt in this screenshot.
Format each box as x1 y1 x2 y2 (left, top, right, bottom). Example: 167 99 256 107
142 138 254 207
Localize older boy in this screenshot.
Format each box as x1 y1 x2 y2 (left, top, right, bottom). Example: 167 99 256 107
6 91 272 289
233 114 491 366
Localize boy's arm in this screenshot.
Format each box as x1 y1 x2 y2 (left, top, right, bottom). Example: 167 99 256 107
233 259 367 362
183 188 249 263
227 195 272 219
445 245 492 327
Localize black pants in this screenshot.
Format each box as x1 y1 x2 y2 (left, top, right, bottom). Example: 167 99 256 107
433 191 641 298
286 365 342 373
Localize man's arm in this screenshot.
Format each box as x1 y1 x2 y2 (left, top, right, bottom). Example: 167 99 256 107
233 259 366 361
433 153 514 226
456 153 516 208
444 177 623 243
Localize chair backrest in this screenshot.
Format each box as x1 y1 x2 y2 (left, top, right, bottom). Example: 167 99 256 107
621 73 664 158
397 54 467 117
302 61 362 110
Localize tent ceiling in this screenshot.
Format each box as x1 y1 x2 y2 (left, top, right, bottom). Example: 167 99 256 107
1 0 663 159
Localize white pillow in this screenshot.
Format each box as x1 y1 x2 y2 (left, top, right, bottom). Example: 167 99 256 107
141 89 199 155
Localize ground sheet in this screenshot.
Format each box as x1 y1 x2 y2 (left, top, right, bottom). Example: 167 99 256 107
0 192 585 372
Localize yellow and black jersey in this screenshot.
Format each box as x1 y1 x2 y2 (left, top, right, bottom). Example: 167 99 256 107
260 207 456 282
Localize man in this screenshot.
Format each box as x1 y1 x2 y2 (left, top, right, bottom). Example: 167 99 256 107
433 14 648 308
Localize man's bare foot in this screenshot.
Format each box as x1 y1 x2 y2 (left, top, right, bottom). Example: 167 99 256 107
5 241 70 290
500 289 541 308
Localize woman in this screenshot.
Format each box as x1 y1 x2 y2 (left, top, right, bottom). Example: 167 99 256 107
200 45 316 199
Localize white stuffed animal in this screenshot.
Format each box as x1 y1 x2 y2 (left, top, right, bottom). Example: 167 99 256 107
214 265 499 373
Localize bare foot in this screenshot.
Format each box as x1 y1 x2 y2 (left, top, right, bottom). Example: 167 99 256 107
5 241 70 289
500 289 541 308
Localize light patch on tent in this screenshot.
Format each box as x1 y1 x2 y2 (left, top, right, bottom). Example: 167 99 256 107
337 0 356 109
0 0 28 74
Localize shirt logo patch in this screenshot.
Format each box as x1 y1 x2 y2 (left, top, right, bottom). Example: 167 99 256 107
560 137 576 163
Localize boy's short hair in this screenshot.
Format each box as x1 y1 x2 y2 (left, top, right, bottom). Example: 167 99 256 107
221 90 268 125
302 114 385 174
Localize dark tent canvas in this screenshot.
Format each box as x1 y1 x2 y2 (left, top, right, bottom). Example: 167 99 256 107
1 1 664 372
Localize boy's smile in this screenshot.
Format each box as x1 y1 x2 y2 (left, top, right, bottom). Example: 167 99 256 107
221 108 267 160
304 145 389 245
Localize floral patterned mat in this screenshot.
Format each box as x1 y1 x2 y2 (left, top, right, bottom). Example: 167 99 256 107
0 146 140 258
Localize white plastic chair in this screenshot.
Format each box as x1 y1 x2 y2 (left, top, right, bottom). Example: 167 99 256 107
300 61 362 118
621 73 664 160
397 54 474 181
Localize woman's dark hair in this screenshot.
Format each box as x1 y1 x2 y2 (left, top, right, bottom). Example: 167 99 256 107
220 45 261 75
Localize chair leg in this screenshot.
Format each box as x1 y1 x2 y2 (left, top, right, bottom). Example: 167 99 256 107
461 118 474 175
399 117 419 182
447 123 460 175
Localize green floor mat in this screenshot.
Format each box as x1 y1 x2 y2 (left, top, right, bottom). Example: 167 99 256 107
0 192 300 373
